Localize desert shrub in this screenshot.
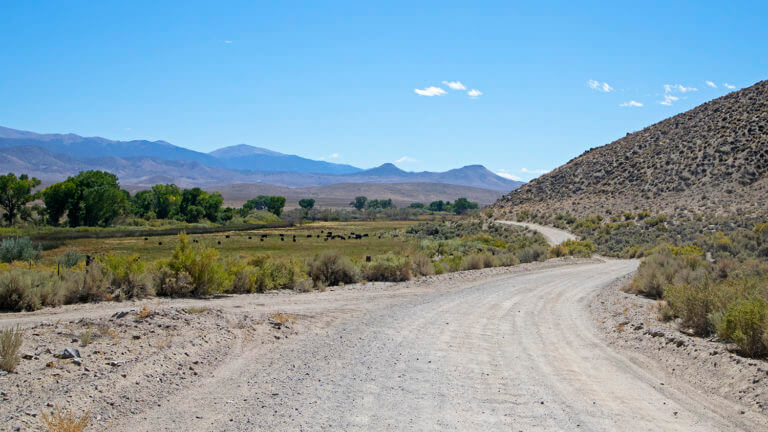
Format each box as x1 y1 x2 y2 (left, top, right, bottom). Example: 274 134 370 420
644 214 667 228
41 407 90 432
155 267 194 297
716 297 768 357
102 253 153 299
561 240 595 257
161 233 227 296
0 237 41 263
63 262 111 303
56 248 84 269
232 258 300 293
438 255 463 272
364 253 412 282
516 245 548 263
411 254 435 276
663 282 716 335
628 249 705 298
0 270 66 311
548 244 568 258
495 253 519 267
0 325 23 372
308 251 360 286
294 278 315 292
460 253 496 271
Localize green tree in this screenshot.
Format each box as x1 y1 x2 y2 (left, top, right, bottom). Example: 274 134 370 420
350 196 368 211
201 192 223 221
0 173 41 225
428 200 445 212
132 190 155 218
298 198 315 211
408 202 425 209
42 170 125 227
266 196 286 216
452 197 478 215
151 184 181 219
243 196 270 211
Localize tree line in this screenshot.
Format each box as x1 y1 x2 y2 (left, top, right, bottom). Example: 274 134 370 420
0 170 482 227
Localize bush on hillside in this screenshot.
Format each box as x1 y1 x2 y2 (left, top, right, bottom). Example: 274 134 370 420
717 297 768 357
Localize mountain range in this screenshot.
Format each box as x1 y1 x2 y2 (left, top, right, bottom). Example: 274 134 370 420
493 80 768 217
0 126 522 193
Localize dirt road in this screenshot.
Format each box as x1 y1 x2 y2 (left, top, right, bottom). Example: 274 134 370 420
495 220 577 245
107 259 762 431
4 258 765 431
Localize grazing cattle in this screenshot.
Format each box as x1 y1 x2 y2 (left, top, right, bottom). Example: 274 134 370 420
225 234 230 239
281 237 284 241
193 239 199 243
355 234 363 239
217 240 221 245
260 238 264 242
143 237 148 241
306 234 312 238
366 256 371 262
363 233 369 237
248 236 252 239
158 241 163 246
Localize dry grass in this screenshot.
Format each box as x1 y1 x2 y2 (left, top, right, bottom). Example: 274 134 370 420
0 325 23 372
41 407 90 432
183 306 209 314
137 305 153 319
79 325 94 347
269 312 297 325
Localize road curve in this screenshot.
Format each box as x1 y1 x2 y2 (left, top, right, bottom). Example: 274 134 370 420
115 259 764 431
495 220 577 245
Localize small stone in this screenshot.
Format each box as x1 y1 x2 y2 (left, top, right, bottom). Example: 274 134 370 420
132 335 141 340
73 358 83 366
22 353 34 360
54 347 81 359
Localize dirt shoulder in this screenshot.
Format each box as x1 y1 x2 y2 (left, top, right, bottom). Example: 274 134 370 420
590 273 768 417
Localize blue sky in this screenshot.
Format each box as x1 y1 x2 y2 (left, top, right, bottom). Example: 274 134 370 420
1 1 766 181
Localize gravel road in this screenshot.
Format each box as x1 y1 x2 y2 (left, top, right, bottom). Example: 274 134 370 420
495 221 577 245
108 259 764 431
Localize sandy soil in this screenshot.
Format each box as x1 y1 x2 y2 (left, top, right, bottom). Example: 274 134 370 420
3 256 768 431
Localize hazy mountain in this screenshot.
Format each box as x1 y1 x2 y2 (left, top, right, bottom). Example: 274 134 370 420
493 80 768 217
209 144 361 174
0 126 523 193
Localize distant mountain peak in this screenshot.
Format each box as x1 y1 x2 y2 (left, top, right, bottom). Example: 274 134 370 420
209 144 284 158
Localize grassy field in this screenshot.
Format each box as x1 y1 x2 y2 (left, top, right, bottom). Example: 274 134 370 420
39 220 418 266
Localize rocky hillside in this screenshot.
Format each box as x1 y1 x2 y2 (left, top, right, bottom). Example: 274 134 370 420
494 80 768 217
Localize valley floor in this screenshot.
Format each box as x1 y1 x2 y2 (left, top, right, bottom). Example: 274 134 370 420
2 258 767 431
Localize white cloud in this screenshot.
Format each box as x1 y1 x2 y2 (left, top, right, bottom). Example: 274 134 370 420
467 89 483 98
664 84 698 93
329 153 339 159
587 79 614 92
659 94 679 106
620 100 643 107
724 82 736 89
442 81 466 90
395 156 416 163
414 86 446 96
224 40 233 44
521 168 549 174
705 81 717 88
496 169 522 181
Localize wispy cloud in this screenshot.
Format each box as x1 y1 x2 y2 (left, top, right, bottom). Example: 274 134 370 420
664 84 698 93
467 89 483 98
588 79 614 92
705 81 717 88
659 94 679 106
724 83 736 90
395 156 416 163
496 169 522 181
620 100 643 107
224 40 233 44
521 168 549 174
414 86 447 97
442 81 466 90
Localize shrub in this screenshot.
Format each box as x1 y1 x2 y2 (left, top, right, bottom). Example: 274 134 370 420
364 253 413 282
663 282 716 335
0 237 41 263
0 325 22 372
57 248 84 269
460 253 496 271
0 270 65 311
64 262 111 303
516 246 548 263
561 240 595 257
495 253 520 267
41 407 90 432
162 233 227 296
232 258 301 293
628 249 705 298
717 297 768 357
411 254 435 276
102 254 153 299
308 251 360 286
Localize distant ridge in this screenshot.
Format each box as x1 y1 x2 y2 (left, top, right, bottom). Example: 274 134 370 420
493 80 768 217
0 126 523 192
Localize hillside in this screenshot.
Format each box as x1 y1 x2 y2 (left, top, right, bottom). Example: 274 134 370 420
494 80 768 217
